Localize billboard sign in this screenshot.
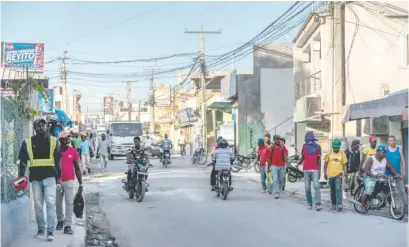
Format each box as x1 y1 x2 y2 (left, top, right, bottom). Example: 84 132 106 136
155 84 171 107
2 42 45 71
104 96 113 115
177 107 198 125
37 89 54 112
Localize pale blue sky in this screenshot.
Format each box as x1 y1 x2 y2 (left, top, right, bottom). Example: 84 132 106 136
2 1 298 113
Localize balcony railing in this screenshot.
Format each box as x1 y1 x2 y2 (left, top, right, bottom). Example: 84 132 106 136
296 70 321 99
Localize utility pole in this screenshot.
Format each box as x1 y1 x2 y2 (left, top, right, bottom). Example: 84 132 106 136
184 25 221 149
138 99 141 121
126 81 132 121
149 71 155 134
60 51 68 112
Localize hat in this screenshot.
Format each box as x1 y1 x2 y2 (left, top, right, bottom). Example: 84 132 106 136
258 138 264 144
369 136 376 142
377 145 387 152
58 132 68 139
33 117 46 125
351 140 360 146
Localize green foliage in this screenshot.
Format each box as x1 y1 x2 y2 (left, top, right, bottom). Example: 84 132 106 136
7 78 49 120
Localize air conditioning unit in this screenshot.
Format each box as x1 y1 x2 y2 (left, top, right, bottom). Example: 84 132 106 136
370 116 389 135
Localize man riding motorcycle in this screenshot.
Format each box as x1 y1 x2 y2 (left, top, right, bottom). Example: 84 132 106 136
210 139 234 191
160 134 173 163
361 145 399 211
126 136 150 192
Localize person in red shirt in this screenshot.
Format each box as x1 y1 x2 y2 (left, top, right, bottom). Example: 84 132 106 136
257 138 272 193
297 131 322 211
270 135 288 199
55 132 83 234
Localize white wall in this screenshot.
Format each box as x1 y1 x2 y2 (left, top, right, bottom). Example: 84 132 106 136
260 68 294 141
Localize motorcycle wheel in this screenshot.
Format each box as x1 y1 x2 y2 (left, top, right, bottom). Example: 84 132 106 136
254 162 260 173
164 157 168 168
353 188 366 214
287 173 297 183
222 182 228 200
136 180 146 202
231 166 241 173
197 153 208 165
191 155 196 164
389 194 406 220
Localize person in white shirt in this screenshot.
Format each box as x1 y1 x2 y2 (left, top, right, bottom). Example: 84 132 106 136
179 132 186 156
97 133 110 172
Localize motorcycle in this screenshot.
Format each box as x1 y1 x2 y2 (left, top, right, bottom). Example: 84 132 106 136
286 146 302 183
350 176 406 220
231 148 259 173
191 146 207 165
162 150 170 168
122 158 153 202
216 169 232 200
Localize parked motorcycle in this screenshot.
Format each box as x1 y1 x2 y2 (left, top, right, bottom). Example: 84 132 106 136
191 146 207 165
231 148 259 173
350 176 406 220
122 158 153 202
162 150 170 168
286 146 302 183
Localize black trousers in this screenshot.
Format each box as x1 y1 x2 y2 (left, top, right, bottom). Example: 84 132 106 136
210 166 232 186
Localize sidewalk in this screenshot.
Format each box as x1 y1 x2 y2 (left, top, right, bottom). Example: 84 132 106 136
7 181 86 247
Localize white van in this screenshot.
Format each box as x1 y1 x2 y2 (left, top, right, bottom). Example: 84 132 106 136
106 121 143 160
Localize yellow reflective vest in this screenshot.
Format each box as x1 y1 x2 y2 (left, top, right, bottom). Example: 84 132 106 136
26 136 57 167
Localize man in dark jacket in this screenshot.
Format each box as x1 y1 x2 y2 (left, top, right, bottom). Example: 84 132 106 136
345 140 361 196
19 117 61 241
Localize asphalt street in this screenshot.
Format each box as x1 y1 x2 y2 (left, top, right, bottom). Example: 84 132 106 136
84 156 408 247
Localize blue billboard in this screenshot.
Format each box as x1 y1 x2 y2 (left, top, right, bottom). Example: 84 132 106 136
37 89 54 112
2 42 44 70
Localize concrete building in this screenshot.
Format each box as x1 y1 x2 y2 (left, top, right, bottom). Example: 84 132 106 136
293 1 408 151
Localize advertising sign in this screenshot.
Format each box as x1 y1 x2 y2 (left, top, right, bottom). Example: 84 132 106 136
155 84 171 107
2 42 45 71
37 89 54 112
104 96 113 115
177 107 198 125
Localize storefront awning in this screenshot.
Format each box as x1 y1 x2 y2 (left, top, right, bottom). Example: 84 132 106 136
341 89 408 124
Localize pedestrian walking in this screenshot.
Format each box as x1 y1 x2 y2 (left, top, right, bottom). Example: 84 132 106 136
270 135 288 199
264 133 272 146
279 136 287 191
18 117 61 241
257 138 272 193
55 132 83 234
71 131 82 156
345 140 361 196
385 135 407 205
297 132 322 211
97 133 110 172
179 131 186 156
80 133 91 175
324 139 348 211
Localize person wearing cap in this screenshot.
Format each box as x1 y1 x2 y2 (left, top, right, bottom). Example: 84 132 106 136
345 140 361 196
55 132 83 234
361 136 377 172
324 139 348 211
264 133 272 146
270 135 288 199
361 145 399 211
297 131 322 211
18 117 61 241
80 133 92 175
257 138 272 193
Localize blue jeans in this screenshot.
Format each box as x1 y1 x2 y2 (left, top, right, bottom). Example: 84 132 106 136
32 177 56 232
260 166 272 191
271 166 285 193
304 170 321 206
328 176 342 206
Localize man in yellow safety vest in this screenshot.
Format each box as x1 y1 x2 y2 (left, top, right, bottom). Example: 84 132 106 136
18 117 61 242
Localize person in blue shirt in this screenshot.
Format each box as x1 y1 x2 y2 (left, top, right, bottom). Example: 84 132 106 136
160 134 173 162
80 133 91 175
385 135 407 204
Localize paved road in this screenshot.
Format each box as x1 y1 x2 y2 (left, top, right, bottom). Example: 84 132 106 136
84 157 407 247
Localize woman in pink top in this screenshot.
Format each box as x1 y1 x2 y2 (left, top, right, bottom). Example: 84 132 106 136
56 132 83 235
